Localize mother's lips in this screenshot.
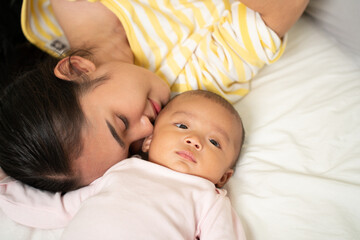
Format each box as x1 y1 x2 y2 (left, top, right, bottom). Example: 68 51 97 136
176 151 197 163
149 99 161 116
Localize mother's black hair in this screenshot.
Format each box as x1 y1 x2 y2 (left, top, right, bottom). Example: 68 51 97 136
0 54 85 192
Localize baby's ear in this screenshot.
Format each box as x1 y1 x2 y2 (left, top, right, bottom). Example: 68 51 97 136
142 135 153 153
215 169 234 188
54 56 96 81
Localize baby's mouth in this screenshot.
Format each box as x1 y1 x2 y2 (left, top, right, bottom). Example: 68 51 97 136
176 150 197 163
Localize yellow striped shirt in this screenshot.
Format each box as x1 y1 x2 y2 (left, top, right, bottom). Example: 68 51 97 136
21 0 286 103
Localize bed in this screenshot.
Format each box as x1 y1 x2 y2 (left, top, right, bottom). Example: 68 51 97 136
1 11 360 240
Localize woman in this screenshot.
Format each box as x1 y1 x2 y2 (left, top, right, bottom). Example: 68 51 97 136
0 0 308 192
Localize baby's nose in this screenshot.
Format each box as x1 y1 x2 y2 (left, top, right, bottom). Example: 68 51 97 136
184 136 202 150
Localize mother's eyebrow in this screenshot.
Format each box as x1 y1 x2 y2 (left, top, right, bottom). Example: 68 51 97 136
106 120 125 148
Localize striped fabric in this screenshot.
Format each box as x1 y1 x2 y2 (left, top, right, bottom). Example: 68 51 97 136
21 0 286 103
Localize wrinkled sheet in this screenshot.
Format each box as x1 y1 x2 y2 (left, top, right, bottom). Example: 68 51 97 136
229 16 360 240
1 16 359 240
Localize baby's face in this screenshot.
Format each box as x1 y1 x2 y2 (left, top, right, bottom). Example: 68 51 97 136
146 94 242 187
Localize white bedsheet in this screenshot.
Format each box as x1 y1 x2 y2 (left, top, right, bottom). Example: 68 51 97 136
229 16 360 240
0 16 359 240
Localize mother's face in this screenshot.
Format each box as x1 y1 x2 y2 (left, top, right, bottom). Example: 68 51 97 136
73 61 170 185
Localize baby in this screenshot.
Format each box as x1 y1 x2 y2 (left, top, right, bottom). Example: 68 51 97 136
142 89 244 188
0 90 246 239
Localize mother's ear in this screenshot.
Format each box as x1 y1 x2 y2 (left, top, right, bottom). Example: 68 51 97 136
54 56 96 81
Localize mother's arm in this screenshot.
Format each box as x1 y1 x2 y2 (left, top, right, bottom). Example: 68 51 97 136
239 0 309 38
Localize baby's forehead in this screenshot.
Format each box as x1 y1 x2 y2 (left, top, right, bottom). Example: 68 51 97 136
168 92 236 115
165 94 223 114
166 94 242 130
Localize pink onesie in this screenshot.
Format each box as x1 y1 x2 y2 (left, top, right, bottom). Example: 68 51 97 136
0 158 246 239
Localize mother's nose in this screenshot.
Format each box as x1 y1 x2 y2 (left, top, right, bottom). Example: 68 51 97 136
184 135 202 150
130 115 154 141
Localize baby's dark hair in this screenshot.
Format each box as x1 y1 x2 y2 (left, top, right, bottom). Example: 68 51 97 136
171 90 245 168
0 51 104 192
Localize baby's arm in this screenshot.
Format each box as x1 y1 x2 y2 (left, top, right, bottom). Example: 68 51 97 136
197 194 246 239
239 0 309 38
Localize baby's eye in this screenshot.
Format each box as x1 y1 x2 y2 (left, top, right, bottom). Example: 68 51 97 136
209 139 220 148
175 123 188 129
